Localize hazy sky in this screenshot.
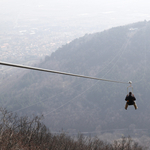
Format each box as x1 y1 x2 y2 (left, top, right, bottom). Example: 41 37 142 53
1 0 150 13
1 0 150 31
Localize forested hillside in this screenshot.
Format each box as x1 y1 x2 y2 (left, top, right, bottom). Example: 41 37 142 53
0 21 150 143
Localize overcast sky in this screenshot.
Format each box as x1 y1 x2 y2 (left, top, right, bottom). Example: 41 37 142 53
1 0 150 31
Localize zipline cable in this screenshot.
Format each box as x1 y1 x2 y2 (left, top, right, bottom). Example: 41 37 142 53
43 80 98 117
43 38 132 117
102 39 130 78
0 61 128 84
10 39 129 113
11 80 85 113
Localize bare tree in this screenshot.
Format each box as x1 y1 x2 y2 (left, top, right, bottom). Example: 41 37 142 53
0 107 147 150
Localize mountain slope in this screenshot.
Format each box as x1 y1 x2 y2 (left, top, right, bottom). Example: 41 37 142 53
0 21 150 136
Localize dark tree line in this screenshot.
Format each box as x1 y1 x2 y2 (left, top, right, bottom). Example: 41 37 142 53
0 108 147 150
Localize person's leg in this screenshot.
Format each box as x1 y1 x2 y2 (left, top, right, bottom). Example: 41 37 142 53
133 102 138 109
125 102 128 110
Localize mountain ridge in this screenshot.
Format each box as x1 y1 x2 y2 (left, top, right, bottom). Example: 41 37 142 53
0 21 150 137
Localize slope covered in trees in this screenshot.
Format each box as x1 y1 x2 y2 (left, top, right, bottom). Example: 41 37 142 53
0 108 147 150
0 21 150 142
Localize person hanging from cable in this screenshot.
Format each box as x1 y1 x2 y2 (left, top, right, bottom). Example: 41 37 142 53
125 92 138 110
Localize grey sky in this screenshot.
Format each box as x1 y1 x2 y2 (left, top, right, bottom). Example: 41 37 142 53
0 0 150 31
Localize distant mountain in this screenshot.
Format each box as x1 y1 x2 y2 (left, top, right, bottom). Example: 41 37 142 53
1 21 150 137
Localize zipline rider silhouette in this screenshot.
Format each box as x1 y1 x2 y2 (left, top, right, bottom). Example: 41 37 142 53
125 92 138 110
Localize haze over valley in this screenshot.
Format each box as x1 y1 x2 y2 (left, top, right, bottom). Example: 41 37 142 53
1 0 150 64
1 0 150 149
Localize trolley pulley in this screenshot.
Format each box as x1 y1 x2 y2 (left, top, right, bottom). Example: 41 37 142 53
127 81 133 94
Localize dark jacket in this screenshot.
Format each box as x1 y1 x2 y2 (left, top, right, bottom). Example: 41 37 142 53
125 94 136 105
